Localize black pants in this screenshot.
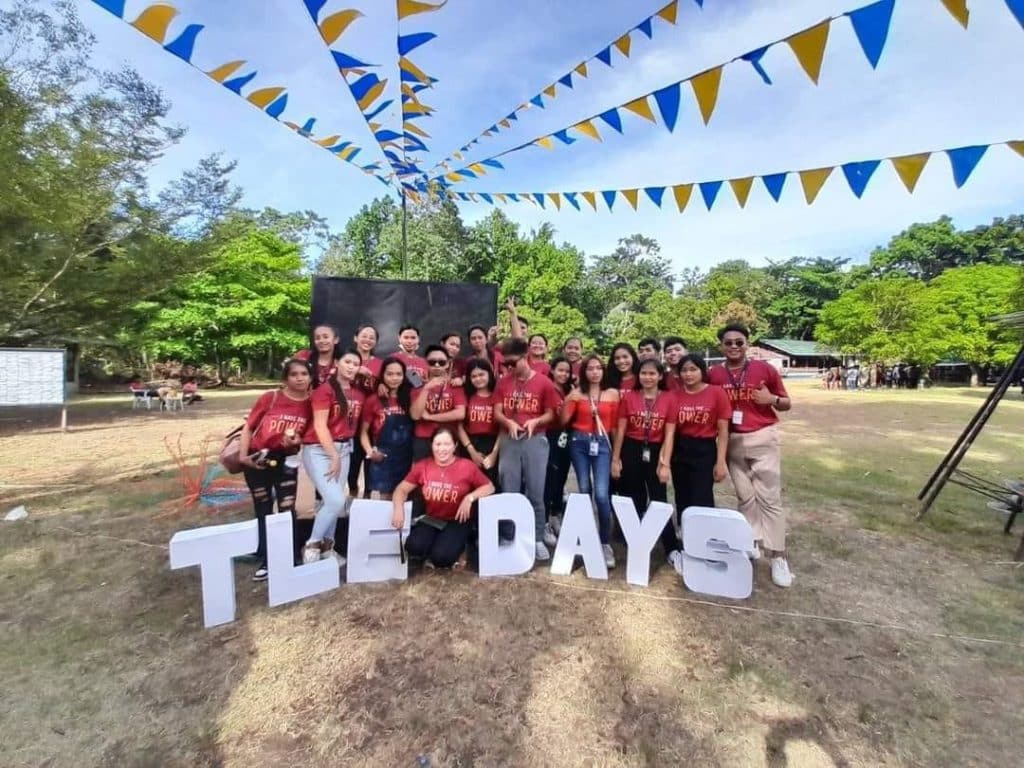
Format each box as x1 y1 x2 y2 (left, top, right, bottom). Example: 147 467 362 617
412 436 433 463
620 438 675 555
348 441 367 497
460 434 512 542
405 520 471 568
243 460 299 567
544 429 571 518
670 436 717 519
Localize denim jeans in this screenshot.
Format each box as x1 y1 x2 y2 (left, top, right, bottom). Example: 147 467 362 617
301 441 352 543
568 431 612 544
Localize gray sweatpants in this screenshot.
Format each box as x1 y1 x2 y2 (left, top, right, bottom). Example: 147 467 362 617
498 433 549 539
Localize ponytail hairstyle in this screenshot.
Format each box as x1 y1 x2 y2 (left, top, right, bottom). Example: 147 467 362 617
328 347 362 418
379 356 413 412
310 324 341 364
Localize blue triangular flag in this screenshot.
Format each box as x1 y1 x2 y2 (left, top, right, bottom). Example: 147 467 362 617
458 168 477 179
375 130 403 142
841 160 881 198
458 192 469 201
506 112 519 122
398 32 437 56
479 193 493 205
553 129 576 145
164 24 203 63
694 0 704 6
699 180 722 210
349 73 382 102
653 83 682 132
223 71 257 94
847 0 895 69
329 141 352 154
602 190 617 209
303 0 328 20
644 187 665 207
508 193 519 202
637 18 653 38
482 159 505 170
265 94 288 119
299 118 316 136
332 50 374 69
596 46 613 66
1006 0 1024 27
741 47 772 85
762 172 787 202
530 94 545 109
598 108 623 133
364 99 394 120
558 73 574 89
947 145 988 188
564 192 581 211
93 0 127 16
533 193 546 208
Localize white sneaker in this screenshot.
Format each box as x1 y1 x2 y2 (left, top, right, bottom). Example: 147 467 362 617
667 549 684 576
535 541 551 562
749 542 762 561
550 514 562 535
322 550 347 567
771 557 794 588
542 522 558 548
252 567 268 582
302 541 322 565
602 544 616 569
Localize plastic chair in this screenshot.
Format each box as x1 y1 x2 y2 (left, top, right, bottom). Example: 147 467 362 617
131 391 153 410
163 392 184 412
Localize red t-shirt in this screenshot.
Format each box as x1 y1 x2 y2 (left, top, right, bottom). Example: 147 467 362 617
707 360 787 433
451 357 468 378
361 394 408 444
303 382 365 443
618 373 637 396
354 356 383 395
495 372 561 429
403 457 491 522
529 358 551 377
664 373 681 392
672 385 733 439
293 349 336 385
394 351 428 385
465 391 499 436
413 382 468 439
618 390 675 444
246 390 312 453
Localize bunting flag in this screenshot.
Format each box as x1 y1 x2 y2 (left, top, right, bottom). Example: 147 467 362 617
396 0 446 178
439 139 1021 212
423 0 707 178
88 1 387 183
430 0 966 187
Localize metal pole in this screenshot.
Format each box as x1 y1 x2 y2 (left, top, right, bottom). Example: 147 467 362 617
401 188 408 280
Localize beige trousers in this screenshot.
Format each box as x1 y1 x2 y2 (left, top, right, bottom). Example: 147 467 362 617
727 424 786 552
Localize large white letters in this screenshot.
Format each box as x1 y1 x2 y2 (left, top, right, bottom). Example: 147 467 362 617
266 512 340 606
551 493 607 580
477 493 536 577
611 496 673 587
346 499 411 584
169 519 258 628
680 507 753 600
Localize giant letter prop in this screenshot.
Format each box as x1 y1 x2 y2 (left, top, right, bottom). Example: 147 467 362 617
551 493 608 580
266 512 340 606
346 499 411 584
169 519 258 628
612 495 673 587
477 493 536 577
680 507 753 599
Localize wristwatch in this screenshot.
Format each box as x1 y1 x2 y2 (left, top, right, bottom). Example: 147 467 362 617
773 396 781 407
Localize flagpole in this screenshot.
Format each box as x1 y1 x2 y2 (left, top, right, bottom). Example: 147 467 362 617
401 186 408 280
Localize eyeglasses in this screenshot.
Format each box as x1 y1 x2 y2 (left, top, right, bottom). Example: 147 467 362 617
722 340 746 348
427 359 449 367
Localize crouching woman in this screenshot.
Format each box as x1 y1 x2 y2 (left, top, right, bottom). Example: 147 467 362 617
390 427 495 569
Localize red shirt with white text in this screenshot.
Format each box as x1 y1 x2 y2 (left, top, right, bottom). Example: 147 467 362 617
246 391 312 453
303 382 365 443
404 457 491 521
707 360 787 433
672 385 733 439
618 390 674 444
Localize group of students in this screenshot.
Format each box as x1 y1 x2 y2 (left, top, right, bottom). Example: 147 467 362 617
236 309 795 588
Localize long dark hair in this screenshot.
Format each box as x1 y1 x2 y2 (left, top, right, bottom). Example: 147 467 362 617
605 343 639 390
463 358 496 400
310 324 341 363
579 353 610 394
379 356 413 412
328 348 362 417
548 355 575 396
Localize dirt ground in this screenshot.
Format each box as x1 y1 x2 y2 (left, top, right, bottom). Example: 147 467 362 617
1 383 1022 767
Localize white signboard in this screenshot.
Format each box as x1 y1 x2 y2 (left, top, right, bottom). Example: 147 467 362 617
0 348 66 406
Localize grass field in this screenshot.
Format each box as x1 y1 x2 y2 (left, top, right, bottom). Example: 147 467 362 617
1 382 1022 767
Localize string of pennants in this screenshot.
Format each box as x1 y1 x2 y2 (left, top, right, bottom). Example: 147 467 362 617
426 0 707 178
432 0 1024 189
88 0 391 185
396 0 448 182
435 140 1024 212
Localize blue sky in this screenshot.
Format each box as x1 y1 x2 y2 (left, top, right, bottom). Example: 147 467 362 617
78 0 1024 273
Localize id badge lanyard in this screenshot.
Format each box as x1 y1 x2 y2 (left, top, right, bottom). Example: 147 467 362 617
588 396 606 456
641 394 657 463
726 361 749 427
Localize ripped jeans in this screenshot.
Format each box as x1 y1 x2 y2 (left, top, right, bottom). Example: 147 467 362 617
243 460 299 567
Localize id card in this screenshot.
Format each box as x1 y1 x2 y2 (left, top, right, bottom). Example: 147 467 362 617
732 410 744 426
641 446 652 463
589 438 599 457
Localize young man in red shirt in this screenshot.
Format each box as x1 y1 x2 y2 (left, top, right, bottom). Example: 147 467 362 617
707 323 794 587
494 338 562 561
394 324 428 387
662 336 688 392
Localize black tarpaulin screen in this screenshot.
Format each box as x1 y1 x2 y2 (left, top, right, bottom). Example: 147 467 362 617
310 277 498 354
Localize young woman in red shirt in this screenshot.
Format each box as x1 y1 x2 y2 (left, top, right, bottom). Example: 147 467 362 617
294 325 340 385
606 342 639 395
659 354 732 573
528 334 551 376
458 359 500 486
300 349 365 566
395 324 428 387
349 323 381 498
561 337 583 380
359 357 414 500
237 358 314 581
562 353 621 567
391 426 495 570
612 358 678 563
543 356 574 546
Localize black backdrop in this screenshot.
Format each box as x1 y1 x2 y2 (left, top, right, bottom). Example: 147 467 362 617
310 277 498 354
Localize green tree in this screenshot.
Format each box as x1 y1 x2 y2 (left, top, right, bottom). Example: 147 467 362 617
763 257 849 339
815 278 925 362
587 234 674 314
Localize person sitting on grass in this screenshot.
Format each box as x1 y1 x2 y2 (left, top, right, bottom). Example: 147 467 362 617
390 426 495 570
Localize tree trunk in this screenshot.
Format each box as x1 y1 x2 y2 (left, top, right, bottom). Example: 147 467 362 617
66 343 80 394
267 346 275 377
969 363 982 387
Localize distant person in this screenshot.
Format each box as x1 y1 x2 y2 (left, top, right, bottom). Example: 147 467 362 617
182 378 201 404
846 366 859 391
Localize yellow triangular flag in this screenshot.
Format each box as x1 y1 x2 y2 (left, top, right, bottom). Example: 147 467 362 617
495 193 508 204
690 67 723 125
798 167 834 204
482 130 494 137
207 60 246 83
672 184 693 212
940 0 969 27
132 4 178 44
543 84 557 98
787 20 831 85
469 163 487 176
575 62 589 78
445 172 464 182
622 189 639 210
453 151 463 160
548 193 562 210
369 122 381 132
399 57 431 85
890 153 931 193
404 122 431 139
357 79 387 111
1009 141 1024 158
729 177 754 208
623 96 657 123
398 0 448 20
582 191 598 210
315 134 341 147
614 34 632 58
574 120 602 142
319 9 363 44
338 146 359 161
499 119 511 129
657 0 679 25
535 136 555 150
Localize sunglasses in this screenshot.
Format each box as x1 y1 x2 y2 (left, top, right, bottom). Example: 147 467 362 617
427 359 449 367
501 358 521 368
722 340 746 348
